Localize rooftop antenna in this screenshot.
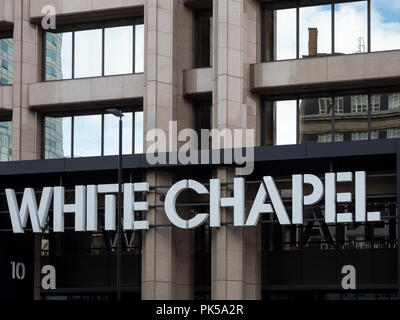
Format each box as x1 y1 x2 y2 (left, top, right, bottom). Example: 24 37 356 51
357 37 365 53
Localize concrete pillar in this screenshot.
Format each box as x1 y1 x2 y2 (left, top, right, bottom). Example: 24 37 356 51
142 0 194 300
211 0 261 300
12 0 41 161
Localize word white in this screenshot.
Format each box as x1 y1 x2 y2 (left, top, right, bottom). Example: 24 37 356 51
5 171 380 234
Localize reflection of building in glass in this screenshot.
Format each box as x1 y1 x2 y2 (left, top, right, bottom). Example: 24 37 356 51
44 118 65 159
0 38 13 84
45 33 63 80
0 121 12 161
300 93 400 143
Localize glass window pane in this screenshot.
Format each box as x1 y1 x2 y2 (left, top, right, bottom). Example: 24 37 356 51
45 32 72 80
105 26 133 76
371 0 400 52
334 94 368 141
275 101 297 145
0 120 12 161
300 5 332 58
74 29 102 78
276 9 297 60
299 97 332 143
104 112 133 155
73 115 101 157
371 92 400 139
135 24 144 73
335 1 368 54
135 111 144 154
44 116 71 159
195 11 213 67
0 38 13 84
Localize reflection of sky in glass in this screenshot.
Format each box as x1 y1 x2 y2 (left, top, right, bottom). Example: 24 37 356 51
105 26 133 76
60 32 72 79
135 112 144 153
276 9 297 60
74 29 102 78
74 115 102 157
104 113 133 155
371 0 400 51
135 25 144 73
276 101 297 145
62 117 72 157
335 1 368 54
299 5 332 57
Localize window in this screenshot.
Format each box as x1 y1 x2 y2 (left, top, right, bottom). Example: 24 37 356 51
387 128 400 139
351 95 368 113
371 0 400 52
262 100 297 146
263 91 399 145
194 10 213 68
44 18 144 81
351 131 369 141
0 119 12 162
43 109 144 159
262 0 400 62
389 93 400 110
194 102 212 149
319 98 332 114
0 37 13 85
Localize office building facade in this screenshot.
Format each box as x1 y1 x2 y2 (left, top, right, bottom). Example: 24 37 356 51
0 0 400 300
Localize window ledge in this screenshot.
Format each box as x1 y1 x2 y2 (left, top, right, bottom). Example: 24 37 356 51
183 67 213 98
29 73 144 110
0 0 13 26
0 85 12 111
251 50 400 96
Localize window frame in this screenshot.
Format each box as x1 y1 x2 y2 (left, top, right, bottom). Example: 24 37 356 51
42 17 144 82
261 0 373 62
41 105 143 159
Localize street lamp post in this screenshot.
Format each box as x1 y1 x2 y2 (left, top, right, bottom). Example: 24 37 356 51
106 109 124 301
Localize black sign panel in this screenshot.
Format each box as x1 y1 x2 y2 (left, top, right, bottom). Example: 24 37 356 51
0 232 34 300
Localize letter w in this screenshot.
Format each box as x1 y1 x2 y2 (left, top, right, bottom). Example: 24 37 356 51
6 188 53 233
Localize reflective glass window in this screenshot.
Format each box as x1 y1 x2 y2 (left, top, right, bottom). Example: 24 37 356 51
335 1 368 54
134 111 144 154
195 10 213 67
371 0 400 52
299 5 332 58
74 29 103 78
0 120 12 161
104 112 133 155
73 114 102 157
45 32 72 80
0 38 13 84
44 116 72 159
105 26 133 76
135 24 144 73
299 97 332 144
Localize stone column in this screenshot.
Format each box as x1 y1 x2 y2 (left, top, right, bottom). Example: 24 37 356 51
142 0 194 300
12 0 41 161
12 0 42 300
211 0 261 300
